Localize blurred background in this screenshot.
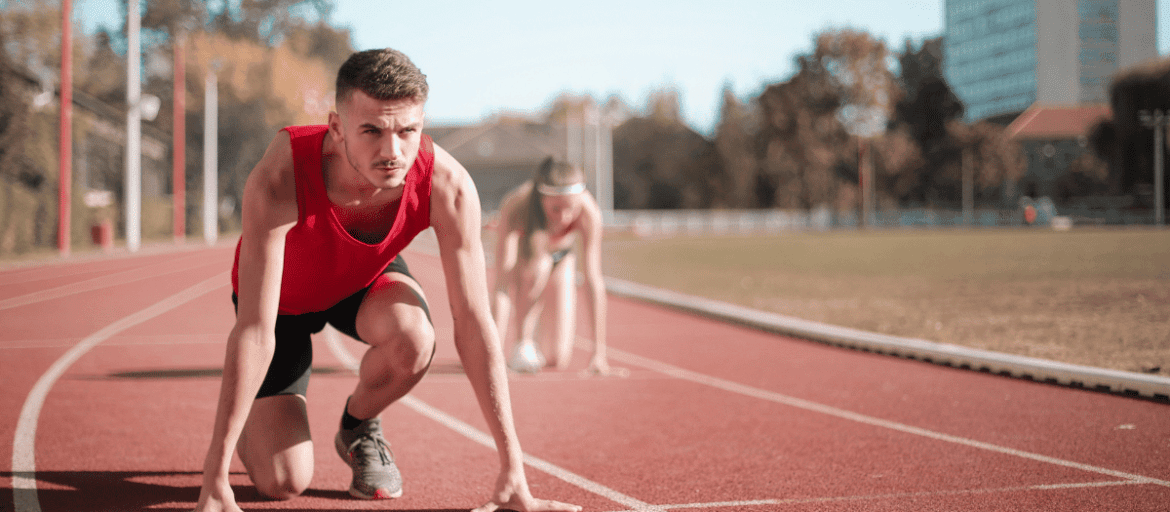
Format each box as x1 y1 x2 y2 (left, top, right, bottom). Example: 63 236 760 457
0 0 1168 251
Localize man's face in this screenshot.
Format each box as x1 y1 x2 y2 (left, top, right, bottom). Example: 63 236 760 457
329 90 425 191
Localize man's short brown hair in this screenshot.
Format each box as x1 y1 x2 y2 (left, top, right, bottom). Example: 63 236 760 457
335 48 429 105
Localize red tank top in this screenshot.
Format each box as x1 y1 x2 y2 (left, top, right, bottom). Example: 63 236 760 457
231 125 434 315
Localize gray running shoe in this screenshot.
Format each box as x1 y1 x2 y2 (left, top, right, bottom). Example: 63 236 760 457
334 417 403 499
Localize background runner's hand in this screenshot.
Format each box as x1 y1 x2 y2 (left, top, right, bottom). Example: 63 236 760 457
582 357 629 378
472 471 582 512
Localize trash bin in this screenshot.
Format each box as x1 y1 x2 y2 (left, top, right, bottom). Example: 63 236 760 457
91 220 113 252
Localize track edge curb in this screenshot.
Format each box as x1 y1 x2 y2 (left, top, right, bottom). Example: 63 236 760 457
605 277 1170 401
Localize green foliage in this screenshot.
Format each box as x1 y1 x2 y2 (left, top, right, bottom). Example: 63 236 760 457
612 89 719 209
707 29 1028 211
712 85 758 208
0 0 353 255
1089 57 1170 203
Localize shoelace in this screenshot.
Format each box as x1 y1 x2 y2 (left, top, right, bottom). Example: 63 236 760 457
347 433 393 467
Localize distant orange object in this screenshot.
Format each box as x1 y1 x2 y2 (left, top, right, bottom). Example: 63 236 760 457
1024 205 1037 225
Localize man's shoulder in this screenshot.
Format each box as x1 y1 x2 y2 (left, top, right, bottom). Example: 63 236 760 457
249 130 298 205
428 142 469 193
426 141 483 234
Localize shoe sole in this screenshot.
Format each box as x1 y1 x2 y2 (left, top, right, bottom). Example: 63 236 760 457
335 432 403 500
348 484 403 499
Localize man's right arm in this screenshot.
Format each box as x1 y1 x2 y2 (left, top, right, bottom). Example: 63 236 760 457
194 131 298 512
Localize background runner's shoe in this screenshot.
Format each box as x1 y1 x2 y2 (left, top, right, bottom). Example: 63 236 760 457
508 339 546 373
334 417 403 499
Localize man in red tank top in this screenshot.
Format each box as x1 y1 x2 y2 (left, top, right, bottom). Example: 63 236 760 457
193 49 580 512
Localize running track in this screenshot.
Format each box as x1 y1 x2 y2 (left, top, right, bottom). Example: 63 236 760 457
2 239 1168 512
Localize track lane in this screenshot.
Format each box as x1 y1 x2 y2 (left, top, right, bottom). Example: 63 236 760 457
2 246 235 512
4 243 1170 512
595 295 1170 483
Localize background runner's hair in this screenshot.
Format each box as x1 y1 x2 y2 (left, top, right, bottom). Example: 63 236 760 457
336 48 429 104
517 157 584 260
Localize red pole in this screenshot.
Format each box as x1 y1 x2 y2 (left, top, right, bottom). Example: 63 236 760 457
58 0 72 256
173 33 186 242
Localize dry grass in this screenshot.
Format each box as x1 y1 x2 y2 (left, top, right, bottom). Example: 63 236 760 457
601 227 1170 375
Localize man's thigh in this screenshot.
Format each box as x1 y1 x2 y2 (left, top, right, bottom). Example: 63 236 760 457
353 270 434 349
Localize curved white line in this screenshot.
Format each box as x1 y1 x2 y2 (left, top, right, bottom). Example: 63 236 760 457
11 273 228 512
0 257 221 311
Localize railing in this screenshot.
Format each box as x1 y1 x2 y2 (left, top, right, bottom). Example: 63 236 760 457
606 207 1160 235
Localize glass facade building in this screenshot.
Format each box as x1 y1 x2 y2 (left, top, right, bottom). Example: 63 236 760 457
1078 0 1120 103
944 0 1038 121
944 0 1155 122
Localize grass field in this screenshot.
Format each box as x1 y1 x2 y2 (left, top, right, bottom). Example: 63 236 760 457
601 227 1170 376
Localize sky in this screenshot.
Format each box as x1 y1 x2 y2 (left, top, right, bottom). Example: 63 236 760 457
76 0 1170 135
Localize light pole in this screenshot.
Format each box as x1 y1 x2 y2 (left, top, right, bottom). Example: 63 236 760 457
125 0 141 251
173 31 186 243
1138 109 1167 227
203 61 220 246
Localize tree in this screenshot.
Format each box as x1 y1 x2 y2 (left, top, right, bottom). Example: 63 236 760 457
0 0 353 249
180 26 348 232
0 0 92 252
1089 57 1170 204
0 27 37 253
868 126 925 207
928 121 1024 206
815 28 900 138
612 86 718 209
753 29 898 209
712 84 758 208
892 38 963 149
755 73 847 209
887 37 966 205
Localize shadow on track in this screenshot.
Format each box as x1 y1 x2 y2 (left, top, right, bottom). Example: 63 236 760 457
2 471 466 512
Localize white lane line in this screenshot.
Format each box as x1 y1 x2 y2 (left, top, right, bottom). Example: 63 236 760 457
604 345 1170 489
320 327 661 512
0 256 220 311
11 272 229 512
0 334 224 350
597 479 1143 512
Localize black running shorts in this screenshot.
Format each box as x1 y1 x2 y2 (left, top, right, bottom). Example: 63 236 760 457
232 254 432 398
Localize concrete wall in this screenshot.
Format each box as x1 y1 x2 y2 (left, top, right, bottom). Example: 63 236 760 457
1035 0 1081 105
1118 0 1159 68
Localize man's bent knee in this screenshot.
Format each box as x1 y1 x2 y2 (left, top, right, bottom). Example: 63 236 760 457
253 468 312 501
237 395 314 501
363 309 435 374
387 318 435 376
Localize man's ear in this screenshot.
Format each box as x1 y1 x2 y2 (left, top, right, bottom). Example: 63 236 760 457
327 111 343 141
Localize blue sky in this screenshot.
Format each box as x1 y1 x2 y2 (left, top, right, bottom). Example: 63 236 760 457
76 0 1170 134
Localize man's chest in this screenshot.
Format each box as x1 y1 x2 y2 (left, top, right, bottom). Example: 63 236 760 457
330 200 399 244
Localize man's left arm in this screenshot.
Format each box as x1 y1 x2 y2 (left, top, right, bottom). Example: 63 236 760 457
428 145 581 512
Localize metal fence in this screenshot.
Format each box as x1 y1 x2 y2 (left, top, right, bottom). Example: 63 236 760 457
606 206 1160 235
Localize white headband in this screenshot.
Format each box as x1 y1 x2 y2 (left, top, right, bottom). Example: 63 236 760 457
536 182 586 196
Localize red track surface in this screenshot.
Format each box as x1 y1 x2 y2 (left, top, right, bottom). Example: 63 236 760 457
2 242 1168 512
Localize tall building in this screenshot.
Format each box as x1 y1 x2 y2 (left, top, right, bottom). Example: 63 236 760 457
944 0 1157 122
